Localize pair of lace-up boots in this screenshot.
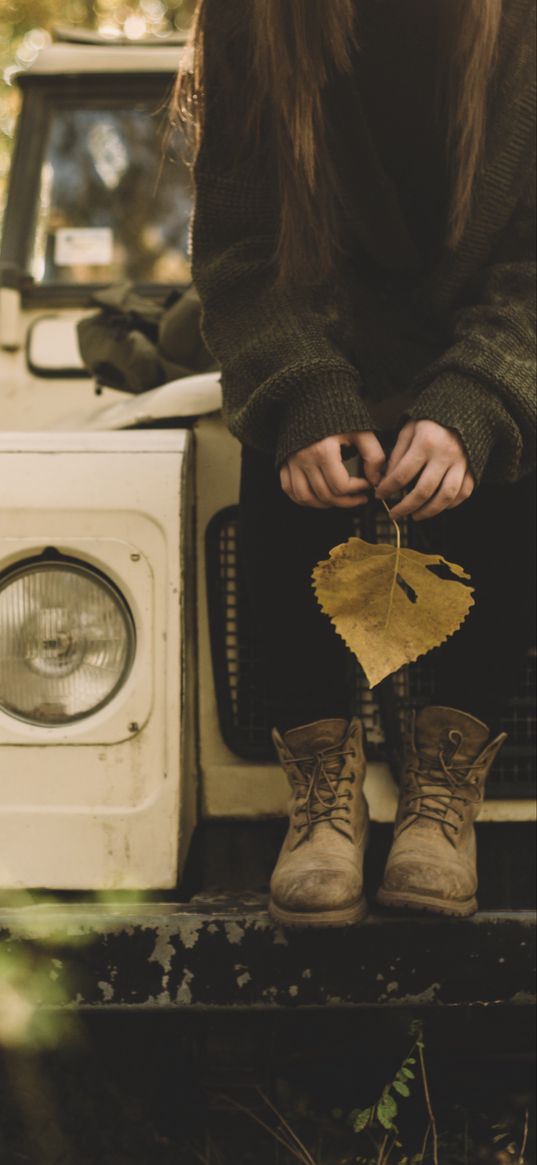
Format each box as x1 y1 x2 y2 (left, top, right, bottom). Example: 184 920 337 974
269 707 507 927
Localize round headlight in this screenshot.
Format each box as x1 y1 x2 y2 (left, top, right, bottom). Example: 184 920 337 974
0 560 135 726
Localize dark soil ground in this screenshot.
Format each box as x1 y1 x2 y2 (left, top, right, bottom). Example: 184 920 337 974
0 1010 534 1164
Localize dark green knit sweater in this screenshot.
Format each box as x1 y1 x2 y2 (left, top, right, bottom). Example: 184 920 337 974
191 0 536 483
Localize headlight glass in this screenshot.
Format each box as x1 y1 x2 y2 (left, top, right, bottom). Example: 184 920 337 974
0 561 135 725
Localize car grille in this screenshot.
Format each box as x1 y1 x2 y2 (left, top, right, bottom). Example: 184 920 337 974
205 506 535 798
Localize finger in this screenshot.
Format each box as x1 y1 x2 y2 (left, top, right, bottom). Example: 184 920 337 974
308 467 369 509
351 431 386 486
288 464 330 509
294 437 363 490
307 466 338 506
444 470 475 512
377 443 431 499
411 464 467 521
315 466 370 507
280 463 292 497
389 462 449 520
384 422 415 476
316 445 370 497
327 492 370 508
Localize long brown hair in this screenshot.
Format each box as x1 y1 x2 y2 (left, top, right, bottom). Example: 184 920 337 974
175 0 503 284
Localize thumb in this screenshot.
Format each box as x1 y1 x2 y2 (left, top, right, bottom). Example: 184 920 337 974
350 431 386 487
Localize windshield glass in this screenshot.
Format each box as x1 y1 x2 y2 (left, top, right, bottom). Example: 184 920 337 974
31 103 192 286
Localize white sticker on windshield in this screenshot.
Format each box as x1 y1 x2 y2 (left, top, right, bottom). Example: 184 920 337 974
54 227 113 267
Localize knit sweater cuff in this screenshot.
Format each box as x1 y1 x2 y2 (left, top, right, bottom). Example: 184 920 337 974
275 371 375 468
406 373 512 484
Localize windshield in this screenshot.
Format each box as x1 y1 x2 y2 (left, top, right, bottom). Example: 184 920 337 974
30 102 192 287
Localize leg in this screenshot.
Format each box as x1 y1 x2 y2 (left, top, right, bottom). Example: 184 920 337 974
408 472 536 727
240 446 370 927
239 445 356 731
378 473 535 917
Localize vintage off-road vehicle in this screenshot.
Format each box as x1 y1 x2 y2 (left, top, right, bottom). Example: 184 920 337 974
0 31 534 1012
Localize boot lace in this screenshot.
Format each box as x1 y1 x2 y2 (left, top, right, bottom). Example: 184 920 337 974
401 728 482 838
282 744 356 845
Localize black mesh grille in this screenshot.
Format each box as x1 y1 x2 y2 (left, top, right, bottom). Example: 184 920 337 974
205 506 536 797
206 507 272 759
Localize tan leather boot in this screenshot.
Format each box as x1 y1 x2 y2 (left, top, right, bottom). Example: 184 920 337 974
269 718 369 927
377 706 507 917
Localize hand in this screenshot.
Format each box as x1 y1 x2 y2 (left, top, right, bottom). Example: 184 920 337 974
280 431 386 509
376 419 475 520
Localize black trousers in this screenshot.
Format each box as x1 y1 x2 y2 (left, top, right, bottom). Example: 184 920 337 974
239 445 536 734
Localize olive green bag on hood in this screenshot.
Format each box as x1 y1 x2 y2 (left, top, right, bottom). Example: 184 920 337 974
77 282 217 393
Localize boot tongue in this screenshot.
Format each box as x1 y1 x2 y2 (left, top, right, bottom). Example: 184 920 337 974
414 706 490 766
284 718 349 758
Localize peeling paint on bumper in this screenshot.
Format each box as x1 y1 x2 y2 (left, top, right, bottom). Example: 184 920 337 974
0 898 534 1010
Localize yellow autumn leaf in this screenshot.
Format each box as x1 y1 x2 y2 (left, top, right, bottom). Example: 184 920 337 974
312 515 474 688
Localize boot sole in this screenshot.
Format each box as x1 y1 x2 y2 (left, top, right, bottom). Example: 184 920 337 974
268 895 368 929
376 887 478 918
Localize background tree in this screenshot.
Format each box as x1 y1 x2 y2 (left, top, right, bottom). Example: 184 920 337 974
0 0 195 219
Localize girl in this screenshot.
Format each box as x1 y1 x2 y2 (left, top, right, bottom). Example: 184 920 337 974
177 0 536 926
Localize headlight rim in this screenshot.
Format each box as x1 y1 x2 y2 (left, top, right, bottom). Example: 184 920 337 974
0 551 137 728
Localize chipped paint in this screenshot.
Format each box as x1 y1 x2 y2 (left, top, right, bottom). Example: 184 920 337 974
148 929 176 977
253 917 273 933
393 982 442 1006
509 991 536 1005
147 915 204 996
177 918 205 951
176 970 194 1005
144 990 171 1007
224 921 245 945
0 905 534 1010
98 981 115 1003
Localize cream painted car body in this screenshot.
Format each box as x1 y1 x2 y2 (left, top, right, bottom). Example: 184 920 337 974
0 39 533 891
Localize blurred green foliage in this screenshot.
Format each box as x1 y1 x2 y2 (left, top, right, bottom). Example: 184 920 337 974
0 0 196 219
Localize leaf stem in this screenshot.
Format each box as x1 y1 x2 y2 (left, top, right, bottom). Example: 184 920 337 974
376 1132 389 1165
218 1091 316 1165
519 1108 529 1164
420 1121 431 1162
257 1088 318 1165
216 1093 307 1162
380 498 401 632
417 1039 439 1165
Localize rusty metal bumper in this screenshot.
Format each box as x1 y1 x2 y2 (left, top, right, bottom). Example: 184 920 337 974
0 897 535 1010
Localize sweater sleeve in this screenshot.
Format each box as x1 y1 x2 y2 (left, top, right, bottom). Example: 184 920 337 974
190 2 374 467
406 162 536 486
